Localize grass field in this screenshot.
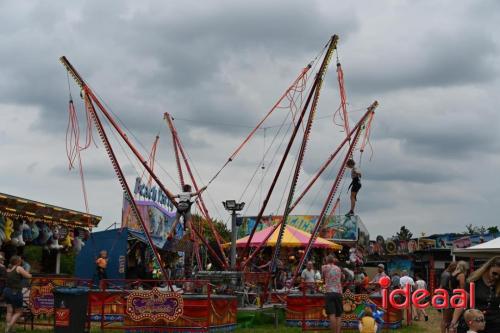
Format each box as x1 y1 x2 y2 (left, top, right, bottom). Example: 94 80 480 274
1 309 442 333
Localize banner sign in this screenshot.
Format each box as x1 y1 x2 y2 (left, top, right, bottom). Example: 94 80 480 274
126 288 183 322
418 238 436 251
133 177 175 210
55 308 70 327
122 196 181 244
29 285 54 315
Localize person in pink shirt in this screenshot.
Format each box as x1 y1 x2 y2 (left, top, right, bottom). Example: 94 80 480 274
322 255 344 333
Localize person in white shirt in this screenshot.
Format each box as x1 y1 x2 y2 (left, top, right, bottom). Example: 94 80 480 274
399 270 415 289
301 261 321 293
413 273 429 321
168 184 206 240
398 270 415 322
301 261 321 283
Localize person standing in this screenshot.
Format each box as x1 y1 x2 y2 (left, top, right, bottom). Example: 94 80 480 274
96 250 108 288
322 255 343 333
301 261 321 293
370 264 387 284
413 273 429 321
391 271 401 290
0 253 6 297
3 256 32 333
301 261 320 283
451 261 468 291
399 270 415 290
398 270 415 322
440 261 457 333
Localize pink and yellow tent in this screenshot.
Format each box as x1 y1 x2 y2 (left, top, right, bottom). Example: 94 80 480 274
226 225 342 250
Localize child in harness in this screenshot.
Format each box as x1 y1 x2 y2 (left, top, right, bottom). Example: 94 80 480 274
168 184 207 240
346 158 361 216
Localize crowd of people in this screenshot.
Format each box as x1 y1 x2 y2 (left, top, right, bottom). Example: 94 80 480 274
441 257 500 333
299 254 500 333
1 246 499 333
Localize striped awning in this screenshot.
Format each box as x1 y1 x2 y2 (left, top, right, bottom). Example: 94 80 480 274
226 225 342 250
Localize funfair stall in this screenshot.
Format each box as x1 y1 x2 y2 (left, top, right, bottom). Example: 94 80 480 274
0 191 100 273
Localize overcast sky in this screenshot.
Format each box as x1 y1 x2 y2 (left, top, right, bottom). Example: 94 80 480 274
1 0 499 238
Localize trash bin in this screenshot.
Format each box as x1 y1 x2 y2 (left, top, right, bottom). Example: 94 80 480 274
53 287 89 333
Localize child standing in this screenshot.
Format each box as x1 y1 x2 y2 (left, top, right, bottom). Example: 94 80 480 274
346 159 361 216
463 309 485 333
168 184 207 240
96 250 108 288
358 306 378 333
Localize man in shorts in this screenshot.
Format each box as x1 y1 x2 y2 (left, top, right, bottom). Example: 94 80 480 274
322 255 344 333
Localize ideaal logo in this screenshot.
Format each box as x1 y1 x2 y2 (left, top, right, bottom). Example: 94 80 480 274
379 276 475 309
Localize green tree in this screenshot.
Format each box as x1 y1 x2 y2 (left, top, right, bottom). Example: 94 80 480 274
192 214 230 242
487 226 499 234
465 224 476 235
465 224 488 235
395 226 413 241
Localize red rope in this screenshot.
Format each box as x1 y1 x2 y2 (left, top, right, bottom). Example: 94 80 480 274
360 112 375 153
336 62 351 139
65 97 95 212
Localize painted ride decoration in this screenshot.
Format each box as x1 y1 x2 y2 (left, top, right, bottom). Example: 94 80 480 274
126 288 184 322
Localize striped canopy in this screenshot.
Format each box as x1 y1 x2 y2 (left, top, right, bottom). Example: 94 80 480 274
227 225 342 250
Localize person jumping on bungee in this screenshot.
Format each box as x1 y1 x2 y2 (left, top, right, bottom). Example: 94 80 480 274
168 184 207 240
345 158 361 216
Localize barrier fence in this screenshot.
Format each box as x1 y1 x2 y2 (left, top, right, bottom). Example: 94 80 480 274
0 277 411 332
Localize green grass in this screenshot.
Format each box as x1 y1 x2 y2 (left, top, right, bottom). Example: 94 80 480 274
0 324 430 333
1 308 437 333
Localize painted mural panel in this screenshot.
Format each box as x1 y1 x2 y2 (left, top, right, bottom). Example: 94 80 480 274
237 215 365 243
121 197 181 243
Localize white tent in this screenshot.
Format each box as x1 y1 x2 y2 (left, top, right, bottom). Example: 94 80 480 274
453 237 500 258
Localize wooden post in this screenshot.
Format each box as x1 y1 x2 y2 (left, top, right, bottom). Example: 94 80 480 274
56 252 61 274
429 255 435 293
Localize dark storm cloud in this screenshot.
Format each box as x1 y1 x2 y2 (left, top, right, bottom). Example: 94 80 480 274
2 0 500 236
344 33 497 94
377 113 500 159
0 0 361 141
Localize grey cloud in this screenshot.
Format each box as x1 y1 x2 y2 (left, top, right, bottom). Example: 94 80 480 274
345 33 497 94
1 0 361 142
2 1 500 237
49 163 137 181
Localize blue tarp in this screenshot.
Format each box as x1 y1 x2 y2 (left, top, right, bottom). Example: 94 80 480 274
75 228 128 281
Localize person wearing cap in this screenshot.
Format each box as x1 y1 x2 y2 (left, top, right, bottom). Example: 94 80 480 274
370 264 387 283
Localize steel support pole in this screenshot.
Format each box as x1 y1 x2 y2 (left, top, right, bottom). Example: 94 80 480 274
230 211 238 269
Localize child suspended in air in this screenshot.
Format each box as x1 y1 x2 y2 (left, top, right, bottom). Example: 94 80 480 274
167 184 207 240
346 158 361 216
